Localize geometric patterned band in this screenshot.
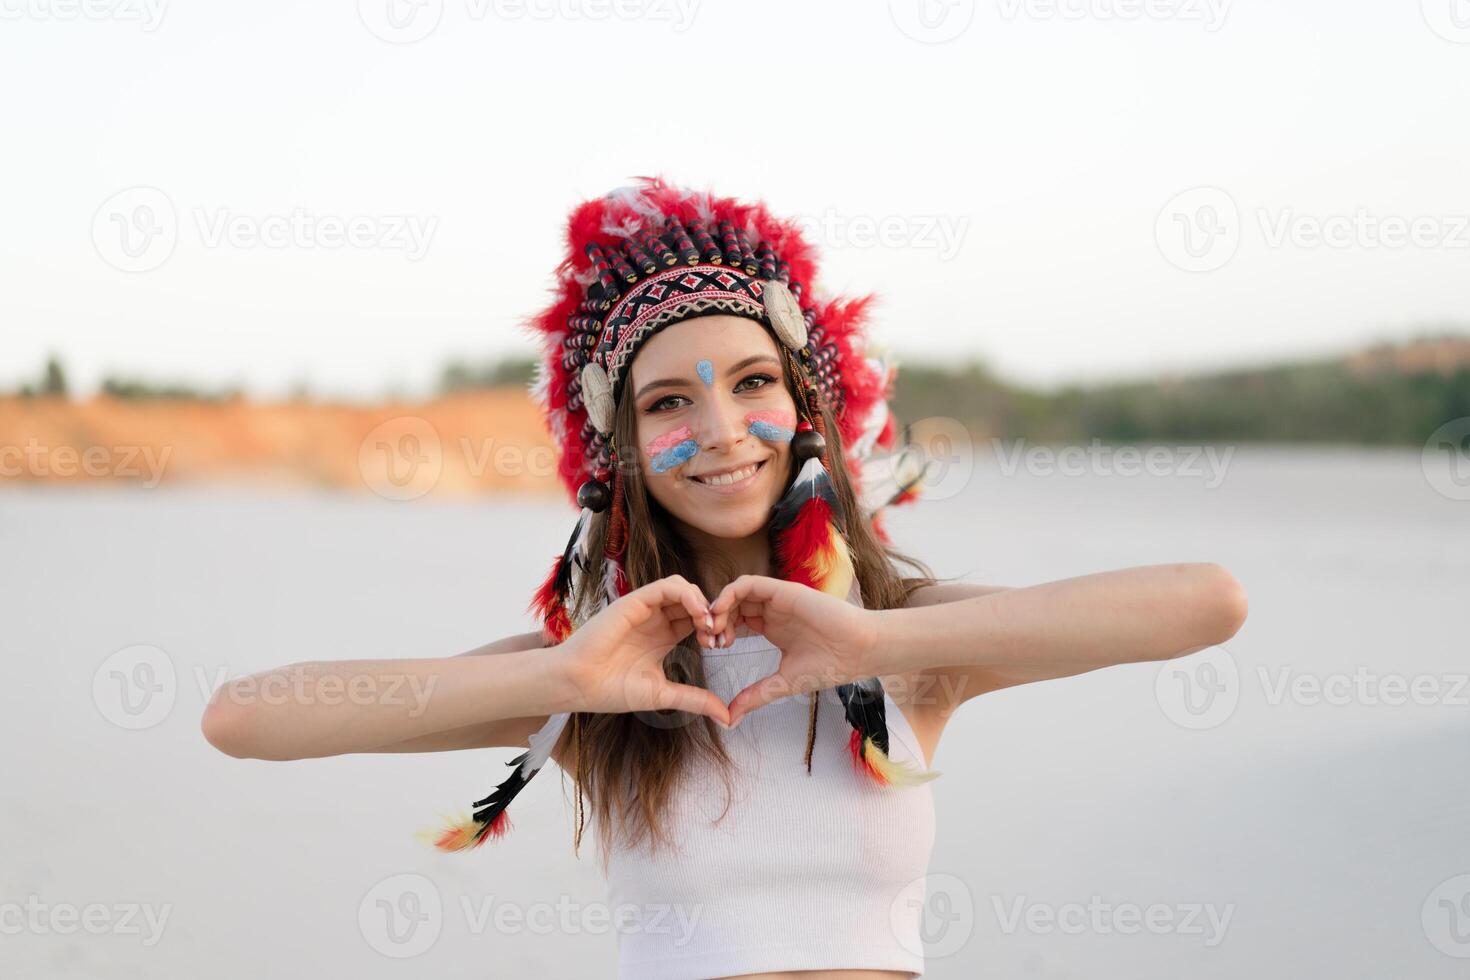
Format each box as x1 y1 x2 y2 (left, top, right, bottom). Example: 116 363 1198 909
598 264 771 396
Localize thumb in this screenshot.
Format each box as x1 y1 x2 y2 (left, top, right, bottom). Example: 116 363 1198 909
727 668 808 726
655 680 732 728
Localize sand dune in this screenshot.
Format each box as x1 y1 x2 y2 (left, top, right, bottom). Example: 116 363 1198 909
0 391 562 498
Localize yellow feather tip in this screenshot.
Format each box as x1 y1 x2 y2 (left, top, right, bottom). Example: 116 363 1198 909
863 738 941 787
416 809 483 852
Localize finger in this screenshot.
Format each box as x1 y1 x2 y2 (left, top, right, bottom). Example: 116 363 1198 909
716 607 742 649
661 576 712 631
727 669 804 726
657 681 732 727
713 575 783 615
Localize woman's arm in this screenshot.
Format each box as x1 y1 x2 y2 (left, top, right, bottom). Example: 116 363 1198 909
200 630 580 761
202 574 728 760
708 563 1247 729
872 562 1248 714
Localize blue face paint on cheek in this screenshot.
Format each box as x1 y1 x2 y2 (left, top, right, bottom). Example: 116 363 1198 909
748 420 794 442
746 410 796 444
650 439 699 474
695 359 714 387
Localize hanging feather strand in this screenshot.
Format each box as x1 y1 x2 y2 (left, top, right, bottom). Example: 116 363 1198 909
771 420 936 788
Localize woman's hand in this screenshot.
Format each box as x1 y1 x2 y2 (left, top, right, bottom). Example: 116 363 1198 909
559 574 731 727
708 575 880 726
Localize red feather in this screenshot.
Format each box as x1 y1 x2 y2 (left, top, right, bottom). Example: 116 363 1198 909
774 496 837 590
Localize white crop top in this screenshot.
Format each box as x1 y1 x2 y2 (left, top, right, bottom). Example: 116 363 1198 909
603 629 938 979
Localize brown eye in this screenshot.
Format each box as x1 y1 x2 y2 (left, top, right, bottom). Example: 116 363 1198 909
646 394 690 413
735 373 776 392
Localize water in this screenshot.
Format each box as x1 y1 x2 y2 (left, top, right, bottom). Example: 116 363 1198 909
1 446 1465 978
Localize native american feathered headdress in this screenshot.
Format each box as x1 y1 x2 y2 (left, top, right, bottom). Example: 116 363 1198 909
427 177 934 852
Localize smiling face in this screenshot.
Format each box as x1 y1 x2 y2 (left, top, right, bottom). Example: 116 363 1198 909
627 314 798 541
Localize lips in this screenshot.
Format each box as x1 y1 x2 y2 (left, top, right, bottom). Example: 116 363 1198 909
689 459 766 491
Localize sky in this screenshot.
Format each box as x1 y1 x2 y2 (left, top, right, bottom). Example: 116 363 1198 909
3 0 1470 400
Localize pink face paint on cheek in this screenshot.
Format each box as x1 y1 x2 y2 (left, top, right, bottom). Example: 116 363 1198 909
644 424 699 473
745 410 796 443
644 425 696 457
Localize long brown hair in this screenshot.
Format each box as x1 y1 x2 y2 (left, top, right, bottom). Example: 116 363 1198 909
554 322 937 865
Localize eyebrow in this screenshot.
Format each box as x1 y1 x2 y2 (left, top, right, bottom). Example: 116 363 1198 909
633 354 781 401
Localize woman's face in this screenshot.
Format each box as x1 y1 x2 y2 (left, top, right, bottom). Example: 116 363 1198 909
626 314 797 540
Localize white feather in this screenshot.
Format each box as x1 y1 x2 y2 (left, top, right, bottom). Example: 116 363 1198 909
520 711 570 775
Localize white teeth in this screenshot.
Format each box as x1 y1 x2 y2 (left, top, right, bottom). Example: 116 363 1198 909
695 463 759 486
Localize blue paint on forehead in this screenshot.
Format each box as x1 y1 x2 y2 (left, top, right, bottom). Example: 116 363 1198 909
650 439 699 474
696 359 715 386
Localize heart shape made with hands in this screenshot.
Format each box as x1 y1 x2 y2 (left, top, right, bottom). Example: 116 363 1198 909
700 575 879 727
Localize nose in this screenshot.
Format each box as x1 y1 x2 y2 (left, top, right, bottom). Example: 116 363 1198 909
695 387 748 455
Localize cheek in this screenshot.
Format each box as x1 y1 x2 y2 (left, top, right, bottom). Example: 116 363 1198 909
745 409 796 444
643 424 698 475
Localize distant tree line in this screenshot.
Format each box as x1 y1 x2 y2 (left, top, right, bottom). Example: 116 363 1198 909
8 342 1468 446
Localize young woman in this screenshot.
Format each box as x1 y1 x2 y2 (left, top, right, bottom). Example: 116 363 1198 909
202 179 1248 979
